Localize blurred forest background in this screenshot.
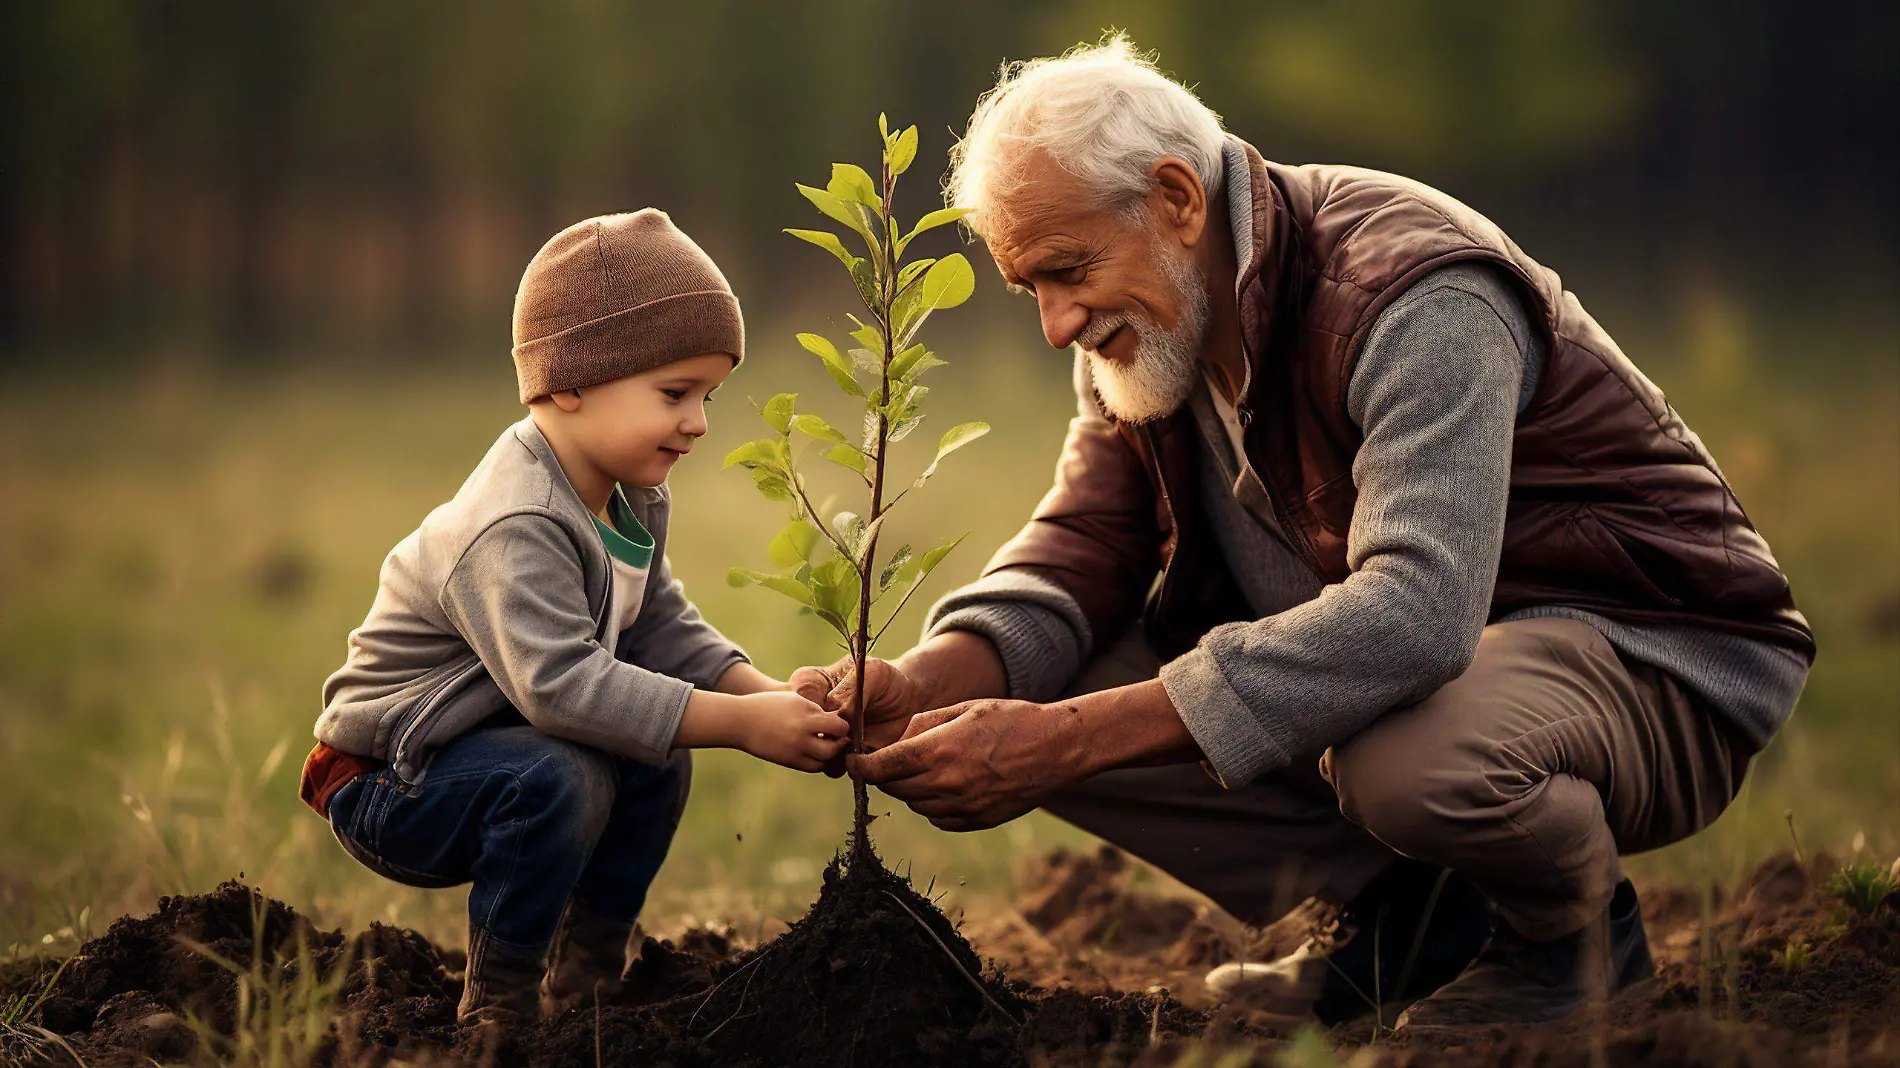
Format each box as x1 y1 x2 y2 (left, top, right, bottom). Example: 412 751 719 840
1 1 1895 953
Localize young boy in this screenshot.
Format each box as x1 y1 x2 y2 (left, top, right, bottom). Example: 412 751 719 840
297 210 849 1024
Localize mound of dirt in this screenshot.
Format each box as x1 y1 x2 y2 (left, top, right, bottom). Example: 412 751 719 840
6 849 1896 1067
503 841 1206 1068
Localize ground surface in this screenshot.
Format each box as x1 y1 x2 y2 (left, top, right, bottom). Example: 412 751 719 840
3 846 1895 1067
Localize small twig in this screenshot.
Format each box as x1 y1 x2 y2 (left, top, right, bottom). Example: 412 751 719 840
687 941 777 1030
883 891 1017 1022
1785 809 1806 870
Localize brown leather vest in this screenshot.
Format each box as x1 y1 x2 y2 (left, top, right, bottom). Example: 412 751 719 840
1124 142 1814 661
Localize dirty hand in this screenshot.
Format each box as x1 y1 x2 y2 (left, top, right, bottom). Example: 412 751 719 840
736 690 852 773
788 656 926 775
846 698 1081 831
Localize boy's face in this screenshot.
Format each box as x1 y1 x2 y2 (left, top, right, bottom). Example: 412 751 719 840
559 353 735 489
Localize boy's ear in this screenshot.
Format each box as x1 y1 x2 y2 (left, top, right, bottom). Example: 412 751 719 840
550 388 584 414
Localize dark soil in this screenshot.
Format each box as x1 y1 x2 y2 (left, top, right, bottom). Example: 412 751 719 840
3 847 1896 1066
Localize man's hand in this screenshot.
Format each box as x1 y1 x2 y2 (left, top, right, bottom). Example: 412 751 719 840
846 698 1084 832
788 657 926 774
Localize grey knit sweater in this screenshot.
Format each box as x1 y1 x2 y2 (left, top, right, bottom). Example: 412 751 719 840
923 143 1808 786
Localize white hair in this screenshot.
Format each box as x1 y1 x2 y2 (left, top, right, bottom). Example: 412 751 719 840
946 33 1227 230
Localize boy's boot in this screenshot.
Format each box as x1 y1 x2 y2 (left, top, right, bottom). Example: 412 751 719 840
1396 878 1654 1030
458 927 548 1026
540 900 635 1016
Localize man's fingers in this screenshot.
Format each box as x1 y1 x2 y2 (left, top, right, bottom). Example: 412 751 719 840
847 739 934 785
829 658 908 720
787 666 835 708
897 704 965 742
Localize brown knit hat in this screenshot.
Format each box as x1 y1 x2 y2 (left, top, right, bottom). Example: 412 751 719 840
511 210 745 403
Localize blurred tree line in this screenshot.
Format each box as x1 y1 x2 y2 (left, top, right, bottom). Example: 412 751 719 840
1 0 1892 358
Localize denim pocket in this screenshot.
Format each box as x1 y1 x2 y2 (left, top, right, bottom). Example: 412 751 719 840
327 771 461 890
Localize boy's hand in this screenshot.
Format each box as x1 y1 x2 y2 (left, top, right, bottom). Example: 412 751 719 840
735 690 851 772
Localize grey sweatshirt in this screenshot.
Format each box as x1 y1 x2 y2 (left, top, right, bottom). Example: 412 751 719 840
924 141 1808 786
316 418 749 782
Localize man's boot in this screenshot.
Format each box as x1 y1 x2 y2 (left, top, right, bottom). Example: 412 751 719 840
458 928 547 1027
1205 858 1491 1026
540 900 635 1017
1395 878 1653 1030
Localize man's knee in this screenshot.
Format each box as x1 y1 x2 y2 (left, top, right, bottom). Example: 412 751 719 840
1327 731 1452 856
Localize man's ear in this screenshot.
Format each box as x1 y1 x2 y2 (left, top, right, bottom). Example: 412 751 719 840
1150 157 1208 249
550 388 583 414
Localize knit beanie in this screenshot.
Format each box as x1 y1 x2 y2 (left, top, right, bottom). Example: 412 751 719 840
511 210 745 404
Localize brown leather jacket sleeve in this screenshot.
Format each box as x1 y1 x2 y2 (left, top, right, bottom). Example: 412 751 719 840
982 353 1162 649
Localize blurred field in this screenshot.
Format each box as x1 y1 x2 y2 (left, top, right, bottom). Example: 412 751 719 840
1 278 1896 961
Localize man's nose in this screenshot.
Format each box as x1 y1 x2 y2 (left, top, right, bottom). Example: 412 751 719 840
1038 290 1088 350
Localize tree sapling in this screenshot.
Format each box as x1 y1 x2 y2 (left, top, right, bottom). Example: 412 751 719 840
725 115 987 855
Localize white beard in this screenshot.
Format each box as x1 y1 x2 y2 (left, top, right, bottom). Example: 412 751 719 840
1078 247 1210 424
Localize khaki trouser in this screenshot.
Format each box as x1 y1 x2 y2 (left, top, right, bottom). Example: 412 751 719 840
1042 617 1755 940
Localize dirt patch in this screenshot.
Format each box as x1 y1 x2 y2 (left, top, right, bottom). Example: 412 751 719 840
5 850 1896 1066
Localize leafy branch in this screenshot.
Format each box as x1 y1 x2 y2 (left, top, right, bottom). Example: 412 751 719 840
725 115 987 846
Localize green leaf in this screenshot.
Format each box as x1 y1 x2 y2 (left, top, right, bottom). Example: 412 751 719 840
727 567 817 607
847 347 881 375
762 393 796 435
784 228 857 269
884 383 927 425
846 315 882 352
799 332 864 397
919 253 975 312
749 469 794 502
887 125 919 177
914 421 989 486
895 258 935 294
834 511 864 555
796 183 874 242
878 545 913 593
935 420 990 460
792 413 848 443
890 344 946 382
828 163 880 208
768 519 823 568
878 112 890 141
809 555 861 623
823 443 867 475
722 439 776 470
888 415 925 443
897 208 971 255
849 257 880 309
918 532 968 577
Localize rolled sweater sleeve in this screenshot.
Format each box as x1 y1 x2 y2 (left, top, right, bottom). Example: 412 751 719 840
922 571 1092 701
1161 269 1528 784
441 513 694 765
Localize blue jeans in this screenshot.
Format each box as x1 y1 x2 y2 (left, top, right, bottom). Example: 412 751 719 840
327 720 689 954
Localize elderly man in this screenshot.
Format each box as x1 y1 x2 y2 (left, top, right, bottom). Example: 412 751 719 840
793 37 1813 1028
